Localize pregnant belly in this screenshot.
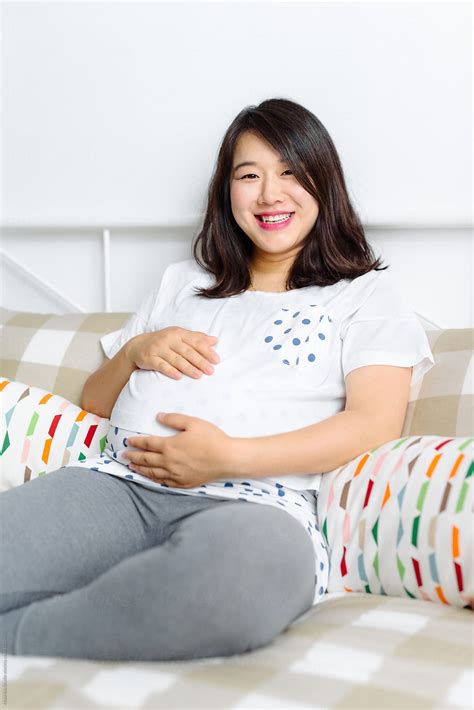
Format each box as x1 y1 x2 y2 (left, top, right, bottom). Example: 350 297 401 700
109 364 342 439
109 368 229 436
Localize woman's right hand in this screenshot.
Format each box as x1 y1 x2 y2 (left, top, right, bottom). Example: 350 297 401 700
124 327 220 380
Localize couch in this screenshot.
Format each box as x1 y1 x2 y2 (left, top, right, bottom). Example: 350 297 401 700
1 306 472 709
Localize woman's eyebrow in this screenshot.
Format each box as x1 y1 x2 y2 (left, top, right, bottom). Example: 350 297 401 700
233 158 286 173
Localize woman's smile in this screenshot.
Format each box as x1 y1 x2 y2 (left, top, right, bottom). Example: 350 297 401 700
255 212 295 231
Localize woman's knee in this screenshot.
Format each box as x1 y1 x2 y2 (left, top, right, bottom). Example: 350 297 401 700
173 502 316 650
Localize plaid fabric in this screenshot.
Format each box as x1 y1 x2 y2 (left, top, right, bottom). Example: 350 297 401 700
402 328 474 437
5 592 472 708
0 308 131 407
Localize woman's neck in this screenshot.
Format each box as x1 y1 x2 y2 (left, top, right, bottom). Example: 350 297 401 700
248 281 288 293
249 264 290 293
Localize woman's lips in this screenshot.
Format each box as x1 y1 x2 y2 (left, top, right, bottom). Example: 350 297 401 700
254 213 295 231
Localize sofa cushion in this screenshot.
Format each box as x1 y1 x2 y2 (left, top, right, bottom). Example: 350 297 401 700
0 307 131 407
318 434 473 608
2 307 472 436
402 328 474 437
0 379 109 492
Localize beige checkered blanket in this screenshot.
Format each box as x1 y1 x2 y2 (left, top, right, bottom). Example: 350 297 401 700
5 592 472 709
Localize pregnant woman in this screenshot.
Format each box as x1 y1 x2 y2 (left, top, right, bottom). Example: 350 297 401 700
1 97 434 661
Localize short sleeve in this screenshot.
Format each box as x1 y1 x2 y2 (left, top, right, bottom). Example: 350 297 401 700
340 272 435 386
100 263 175 360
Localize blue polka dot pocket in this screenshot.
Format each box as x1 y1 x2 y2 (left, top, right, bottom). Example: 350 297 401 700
262 304 338 384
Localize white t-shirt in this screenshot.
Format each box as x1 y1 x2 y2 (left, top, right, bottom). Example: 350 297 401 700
69 258 435 607
103 258 434 490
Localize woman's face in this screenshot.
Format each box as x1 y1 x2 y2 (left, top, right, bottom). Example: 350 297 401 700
229 131 319 263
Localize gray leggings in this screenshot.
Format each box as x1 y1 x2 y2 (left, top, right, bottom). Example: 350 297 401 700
0 467 317 661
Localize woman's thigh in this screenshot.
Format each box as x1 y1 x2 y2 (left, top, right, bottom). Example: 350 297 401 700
0 467 155 612
1 467 222 611
13 501 317 660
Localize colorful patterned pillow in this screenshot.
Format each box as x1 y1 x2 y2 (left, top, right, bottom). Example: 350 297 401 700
0 379 109 492
317 435 473 608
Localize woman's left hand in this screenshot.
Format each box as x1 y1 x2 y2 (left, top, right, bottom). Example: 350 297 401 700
122 412 238 488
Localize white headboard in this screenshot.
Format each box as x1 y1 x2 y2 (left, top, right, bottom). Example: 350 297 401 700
2 222 472 330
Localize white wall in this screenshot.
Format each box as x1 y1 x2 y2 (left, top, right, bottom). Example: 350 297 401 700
1 1 472 326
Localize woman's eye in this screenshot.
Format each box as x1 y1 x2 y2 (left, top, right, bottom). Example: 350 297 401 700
240 170 293 180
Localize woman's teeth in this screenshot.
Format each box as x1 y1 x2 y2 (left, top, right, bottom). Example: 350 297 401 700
258 212 294 223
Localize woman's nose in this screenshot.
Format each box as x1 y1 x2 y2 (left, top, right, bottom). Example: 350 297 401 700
257 176 285 205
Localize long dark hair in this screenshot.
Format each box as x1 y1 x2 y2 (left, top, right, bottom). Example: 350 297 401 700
192 97 387 298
